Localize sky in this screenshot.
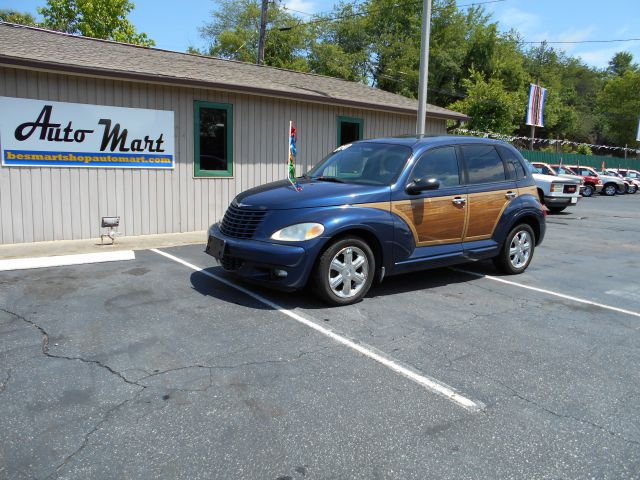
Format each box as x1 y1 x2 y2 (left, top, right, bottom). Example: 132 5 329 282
2 0 639 69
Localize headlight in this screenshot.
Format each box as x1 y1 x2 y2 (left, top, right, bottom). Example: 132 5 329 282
271 223 325 241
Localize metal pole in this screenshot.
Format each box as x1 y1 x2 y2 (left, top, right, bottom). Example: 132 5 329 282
416 0 433 135
257 0 268 65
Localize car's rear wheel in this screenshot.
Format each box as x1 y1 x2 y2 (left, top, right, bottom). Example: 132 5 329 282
603 183 617 196
493 224 535 275
582 184 594 197
313 236 375 306
547 206 566 213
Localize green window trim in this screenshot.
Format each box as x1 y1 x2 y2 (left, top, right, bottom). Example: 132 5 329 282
194 101 233 178
336 116 364 147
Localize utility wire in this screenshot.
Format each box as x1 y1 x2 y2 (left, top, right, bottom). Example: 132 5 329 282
523 38 640 45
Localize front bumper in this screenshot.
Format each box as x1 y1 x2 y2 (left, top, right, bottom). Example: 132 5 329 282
205 224 310 290
544 195 579 207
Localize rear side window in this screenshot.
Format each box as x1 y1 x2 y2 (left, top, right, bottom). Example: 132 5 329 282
461 145 507 184
410 147 460 188
496 146 527 180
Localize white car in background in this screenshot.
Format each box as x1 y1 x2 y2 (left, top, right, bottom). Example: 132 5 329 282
525 161 581 213
605 169 639 194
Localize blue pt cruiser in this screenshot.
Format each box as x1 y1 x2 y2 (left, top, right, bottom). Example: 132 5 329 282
207 136 546 306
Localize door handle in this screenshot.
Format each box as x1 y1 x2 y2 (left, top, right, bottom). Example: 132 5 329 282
452 197 466 206
505 191 518 199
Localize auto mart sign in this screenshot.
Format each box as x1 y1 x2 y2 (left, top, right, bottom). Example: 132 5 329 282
0 96 174 169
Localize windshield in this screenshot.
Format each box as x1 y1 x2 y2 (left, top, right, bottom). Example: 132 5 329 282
306 142 412 186
530 163 556 175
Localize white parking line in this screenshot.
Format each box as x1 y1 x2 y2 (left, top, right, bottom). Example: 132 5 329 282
151 248 484 412
0 250 135 272
452 268 640 319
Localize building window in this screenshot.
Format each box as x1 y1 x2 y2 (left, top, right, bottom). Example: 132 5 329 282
336 116 364 147
194 101 233 177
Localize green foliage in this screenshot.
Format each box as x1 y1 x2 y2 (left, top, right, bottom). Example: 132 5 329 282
597 69 640 146
38 0 154 46
607 52 637 77
199 0 309 69
449 70 524 133
0 9 39 26
577 144 592 156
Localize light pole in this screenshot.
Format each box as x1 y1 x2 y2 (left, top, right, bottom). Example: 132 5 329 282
416 0 433 135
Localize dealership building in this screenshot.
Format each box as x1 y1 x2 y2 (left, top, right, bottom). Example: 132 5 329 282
0 23 467 244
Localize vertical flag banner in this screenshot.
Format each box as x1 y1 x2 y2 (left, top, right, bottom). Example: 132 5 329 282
288 121 302 191
526 83 547 128
636 117 640 142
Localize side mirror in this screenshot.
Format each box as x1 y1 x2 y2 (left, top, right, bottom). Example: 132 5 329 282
406 177 440 194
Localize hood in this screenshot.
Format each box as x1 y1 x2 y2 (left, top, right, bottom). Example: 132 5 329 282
599 174 624 184
533 173 580 184
234 179 390 210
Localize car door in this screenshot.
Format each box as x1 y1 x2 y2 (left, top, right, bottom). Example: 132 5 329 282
391 146 467 261
460 144 518 248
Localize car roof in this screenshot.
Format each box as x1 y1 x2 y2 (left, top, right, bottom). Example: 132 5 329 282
359 135 507 149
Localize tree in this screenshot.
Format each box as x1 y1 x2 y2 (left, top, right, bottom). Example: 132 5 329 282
448 70 524 134
308 2 371 82
199 0 309 70
597 69 640 146
38 0 154 46
0 9 39 26
607 52 637 77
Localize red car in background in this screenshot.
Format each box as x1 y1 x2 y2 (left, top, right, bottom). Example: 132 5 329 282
562 165 603 197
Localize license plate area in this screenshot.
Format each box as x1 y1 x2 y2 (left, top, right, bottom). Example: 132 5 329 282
571 197 577 204
207 235 226 260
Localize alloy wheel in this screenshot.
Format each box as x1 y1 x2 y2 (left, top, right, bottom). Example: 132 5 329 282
509 230 532 269
328 246 369 299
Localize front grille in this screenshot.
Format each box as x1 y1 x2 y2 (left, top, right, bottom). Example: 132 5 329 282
563 185 577 194
220 204 266 239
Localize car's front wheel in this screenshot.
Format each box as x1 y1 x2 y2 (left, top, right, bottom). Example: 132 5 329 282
603 183 617 196
313 236 375 306
493 224 535 275
582 184 594 197
627 184 638 194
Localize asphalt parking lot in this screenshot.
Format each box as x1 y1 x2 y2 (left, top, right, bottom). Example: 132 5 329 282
1 194 640 479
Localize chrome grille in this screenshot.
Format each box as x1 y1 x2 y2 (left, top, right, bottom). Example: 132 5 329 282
220 205 266 239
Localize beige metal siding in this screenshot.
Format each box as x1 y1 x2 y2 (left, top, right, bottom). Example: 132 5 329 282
0 66 447 244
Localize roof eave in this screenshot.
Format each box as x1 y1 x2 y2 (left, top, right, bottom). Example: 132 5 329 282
0 55 469 121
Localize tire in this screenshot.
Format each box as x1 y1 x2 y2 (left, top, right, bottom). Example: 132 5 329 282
602 183 617 196
493 224 535 275
617 184 627 195
313 236 375 306
581 184 594 197
627 184 638 194
548 206 566 213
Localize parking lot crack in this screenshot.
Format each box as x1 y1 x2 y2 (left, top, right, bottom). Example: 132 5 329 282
0 306 145 389
49 393 143 479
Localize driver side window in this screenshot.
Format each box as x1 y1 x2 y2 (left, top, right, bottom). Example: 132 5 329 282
411 147 460 188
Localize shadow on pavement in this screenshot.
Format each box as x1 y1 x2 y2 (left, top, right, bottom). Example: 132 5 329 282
189 262 496 311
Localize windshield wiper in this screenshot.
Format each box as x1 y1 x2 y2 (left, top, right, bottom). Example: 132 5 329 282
314 176 345 183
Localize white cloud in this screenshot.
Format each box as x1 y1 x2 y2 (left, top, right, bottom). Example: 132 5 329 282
282 0 318 16
575 41 640 68
554 26 598 52
495 7 542 38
